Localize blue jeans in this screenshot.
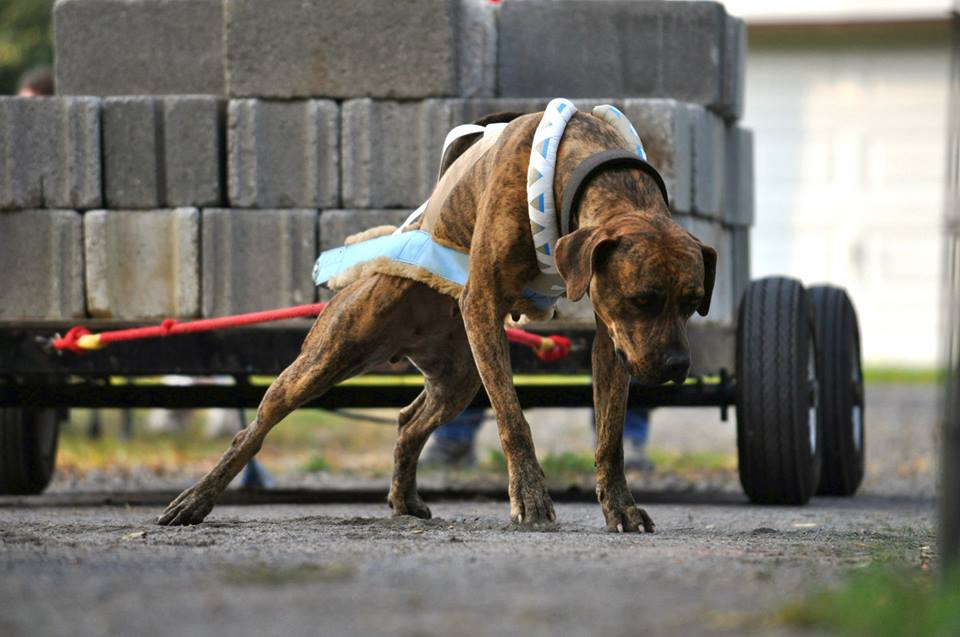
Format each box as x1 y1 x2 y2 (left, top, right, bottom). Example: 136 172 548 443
432 407 650 446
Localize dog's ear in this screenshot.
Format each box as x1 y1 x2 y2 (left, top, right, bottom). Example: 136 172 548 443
555 226 620 301
686 232 718 316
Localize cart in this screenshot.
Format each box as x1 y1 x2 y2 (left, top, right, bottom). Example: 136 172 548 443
0 278 863 504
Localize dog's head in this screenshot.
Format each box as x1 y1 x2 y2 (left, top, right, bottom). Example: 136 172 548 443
555 216 717 386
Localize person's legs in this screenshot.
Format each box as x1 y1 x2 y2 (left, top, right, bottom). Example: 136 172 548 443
623 408 655 471
419 408 485 467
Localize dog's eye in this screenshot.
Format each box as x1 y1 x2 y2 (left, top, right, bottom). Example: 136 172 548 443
633 293 665 315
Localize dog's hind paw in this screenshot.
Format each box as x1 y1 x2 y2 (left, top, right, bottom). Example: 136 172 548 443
157 486 215 526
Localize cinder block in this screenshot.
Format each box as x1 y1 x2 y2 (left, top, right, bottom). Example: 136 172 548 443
723 127 754 227
341 99 454 208
0 97 101 209
319 210 415 251
225 0 496 98
228 99 339 208
0 210 85 319
102 96 224 209
54 0 225 95
342 98 696 211
164 97 225 207
459 0 499 99
202 209 317 316
689 106 726 219
499 1 741 118
621 99 694 213
84 208 200 319
729 225 751 312
720 17 747 121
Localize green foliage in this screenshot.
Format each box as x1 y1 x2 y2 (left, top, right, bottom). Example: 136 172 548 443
780 567 960 637
0 0 55 95
300 454 331 473
540 451 595 475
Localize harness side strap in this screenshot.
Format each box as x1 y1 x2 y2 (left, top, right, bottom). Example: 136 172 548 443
559 150 671 236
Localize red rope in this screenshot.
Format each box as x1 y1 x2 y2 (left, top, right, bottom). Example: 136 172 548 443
52 303 572 362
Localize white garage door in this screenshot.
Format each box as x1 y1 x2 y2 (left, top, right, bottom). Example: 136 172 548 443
744 40 950 366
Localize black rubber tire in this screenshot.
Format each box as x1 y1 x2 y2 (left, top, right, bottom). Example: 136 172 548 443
736 277 822 505
0 408 60 495
809 285 865 496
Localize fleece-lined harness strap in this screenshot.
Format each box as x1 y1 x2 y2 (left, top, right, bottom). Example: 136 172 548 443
559 150 671 236
525 98 578 296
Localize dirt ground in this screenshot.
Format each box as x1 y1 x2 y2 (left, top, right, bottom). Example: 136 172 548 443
0 383 940 636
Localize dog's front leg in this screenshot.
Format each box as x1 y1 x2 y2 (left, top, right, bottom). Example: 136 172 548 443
460 286 555 526
593 317 656 533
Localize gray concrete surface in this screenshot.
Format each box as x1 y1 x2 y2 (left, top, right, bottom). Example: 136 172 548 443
0 499 934 637
2 384 938 636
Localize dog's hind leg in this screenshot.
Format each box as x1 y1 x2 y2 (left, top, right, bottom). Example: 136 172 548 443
388 325 481 519
157 276 424 526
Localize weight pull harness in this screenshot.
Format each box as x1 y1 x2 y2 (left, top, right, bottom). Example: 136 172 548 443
312 99 670 317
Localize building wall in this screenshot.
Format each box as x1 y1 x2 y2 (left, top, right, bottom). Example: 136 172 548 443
743 32 950 366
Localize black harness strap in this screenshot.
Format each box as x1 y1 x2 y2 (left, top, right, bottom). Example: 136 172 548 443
559 149 670 236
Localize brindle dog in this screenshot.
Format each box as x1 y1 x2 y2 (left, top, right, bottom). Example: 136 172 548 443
158 111 717 532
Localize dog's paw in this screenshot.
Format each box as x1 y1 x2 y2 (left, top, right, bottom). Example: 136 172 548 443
388 491 432 520
509 472 556 526
602 503 655 533
157 486 215 526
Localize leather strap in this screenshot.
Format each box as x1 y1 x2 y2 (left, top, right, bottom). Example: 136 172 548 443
559 150 670 236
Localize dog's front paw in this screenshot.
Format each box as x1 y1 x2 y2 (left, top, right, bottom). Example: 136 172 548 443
388 490 432 520
508 470 556 526
598 484 655 533
157 485 215 526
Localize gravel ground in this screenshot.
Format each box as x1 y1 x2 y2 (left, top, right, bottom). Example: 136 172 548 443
0 383 940 636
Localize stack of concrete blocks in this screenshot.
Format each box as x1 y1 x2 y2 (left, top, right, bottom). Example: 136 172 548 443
1 0 752 339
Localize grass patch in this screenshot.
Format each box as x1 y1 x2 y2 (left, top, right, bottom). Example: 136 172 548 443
780 567 960 637
56 407 398 476
648 449 737 473
864 367 941 385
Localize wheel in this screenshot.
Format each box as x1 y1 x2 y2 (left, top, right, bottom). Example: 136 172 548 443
809 285 865 496
0 408 60 495
735 277 821 504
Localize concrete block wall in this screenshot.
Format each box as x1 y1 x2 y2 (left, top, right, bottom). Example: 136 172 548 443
1 0 751 329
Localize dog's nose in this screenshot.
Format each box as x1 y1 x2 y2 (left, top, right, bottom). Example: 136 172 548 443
664 352 690 384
